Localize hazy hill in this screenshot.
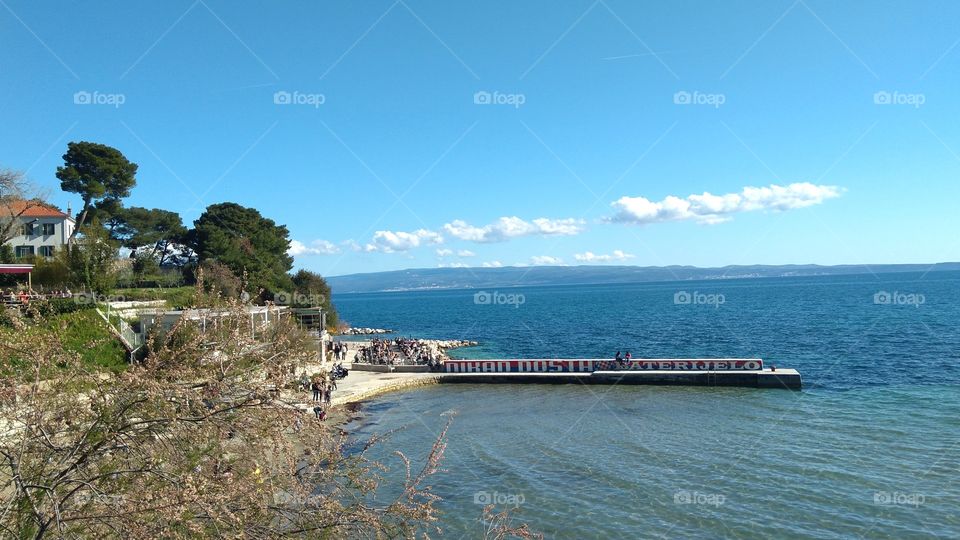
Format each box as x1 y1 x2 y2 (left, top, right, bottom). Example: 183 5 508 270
327 263 960 293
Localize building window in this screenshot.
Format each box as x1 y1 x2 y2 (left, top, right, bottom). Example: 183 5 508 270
21 223 35 236
14 245 34 258
38 246 55 257
42 223 55 235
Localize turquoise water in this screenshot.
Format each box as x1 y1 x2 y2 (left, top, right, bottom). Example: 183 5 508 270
334 272 960 538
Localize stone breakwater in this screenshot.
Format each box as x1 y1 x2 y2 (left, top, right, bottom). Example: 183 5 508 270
341 327 394 335
431 339 478 357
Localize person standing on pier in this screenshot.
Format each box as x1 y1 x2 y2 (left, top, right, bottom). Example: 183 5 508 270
615 351 624 367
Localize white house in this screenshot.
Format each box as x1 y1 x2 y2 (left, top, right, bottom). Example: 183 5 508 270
1 200 75 258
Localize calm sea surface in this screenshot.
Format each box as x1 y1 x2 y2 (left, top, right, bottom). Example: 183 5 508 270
333 272 960 539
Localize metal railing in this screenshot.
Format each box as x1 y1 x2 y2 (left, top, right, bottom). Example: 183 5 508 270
95 305 143 354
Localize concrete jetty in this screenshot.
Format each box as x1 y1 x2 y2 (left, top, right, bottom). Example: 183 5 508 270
438 369 802 390
351 358 802 390
319 341 801 412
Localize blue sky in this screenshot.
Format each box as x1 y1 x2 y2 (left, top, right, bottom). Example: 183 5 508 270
1 0 958 276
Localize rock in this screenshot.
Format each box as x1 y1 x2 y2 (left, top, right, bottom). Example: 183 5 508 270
341 327 395 335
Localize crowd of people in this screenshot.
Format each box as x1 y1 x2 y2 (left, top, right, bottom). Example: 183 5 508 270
353 337 442 369
329 340 349 362
299 371 336 421
1 288 72 305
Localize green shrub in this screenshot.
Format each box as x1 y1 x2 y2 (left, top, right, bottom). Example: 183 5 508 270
0 309 127 374
114 286 195 309
49 310 128 373
0 306 17 327
30 297 94 317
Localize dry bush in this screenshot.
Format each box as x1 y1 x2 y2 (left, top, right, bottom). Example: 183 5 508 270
0 290 447 538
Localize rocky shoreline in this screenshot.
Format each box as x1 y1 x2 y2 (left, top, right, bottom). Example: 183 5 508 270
421 339 479 359
340 327 394 335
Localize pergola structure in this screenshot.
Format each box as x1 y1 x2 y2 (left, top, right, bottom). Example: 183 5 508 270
0 264 33 289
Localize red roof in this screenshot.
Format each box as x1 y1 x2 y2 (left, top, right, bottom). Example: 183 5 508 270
0 200 71 219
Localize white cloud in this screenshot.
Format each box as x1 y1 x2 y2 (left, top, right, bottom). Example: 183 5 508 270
443 216 585 243
481 261 503 268
608 182 842 225
530 255 564 266
574 250 635 263
435 248 454 257
288 239 340 256
364 229 443 253
457 249 476 257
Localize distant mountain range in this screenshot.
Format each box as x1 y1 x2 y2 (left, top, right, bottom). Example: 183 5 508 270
327 263 960 294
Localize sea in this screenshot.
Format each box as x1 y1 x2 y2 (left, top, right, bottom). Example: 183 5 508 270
332 271 960 539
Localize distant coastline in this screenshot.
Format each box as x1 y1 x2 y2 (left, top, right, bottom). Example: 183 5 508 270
328 262 960 294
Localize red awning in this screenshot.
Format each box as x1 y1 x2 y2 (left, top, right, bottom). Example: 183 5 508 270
0 264 33 274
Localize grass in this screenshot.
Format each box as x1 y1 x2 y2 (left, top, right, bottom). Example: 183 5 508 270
49 310 129 373
1 309 129 375
114 286 195 309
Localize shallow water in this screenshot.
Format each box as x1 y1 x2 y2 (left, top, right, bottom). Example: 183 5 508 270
348 384 958 538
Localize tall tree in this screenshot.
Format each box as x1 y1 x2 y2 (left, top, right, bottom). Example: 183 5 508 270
112 207 188 265
56 142 138 239
90 196 126 233
290 269 339 329
65 222 119 294
188 203 294 295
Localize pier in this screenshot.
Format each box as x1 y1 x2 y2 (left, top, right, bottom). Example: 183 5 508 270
352 358 803 390
438 369 802 389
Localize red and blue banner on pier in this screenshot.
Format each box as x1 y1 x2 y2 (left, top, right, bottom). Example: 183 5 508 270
444 359 764 373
